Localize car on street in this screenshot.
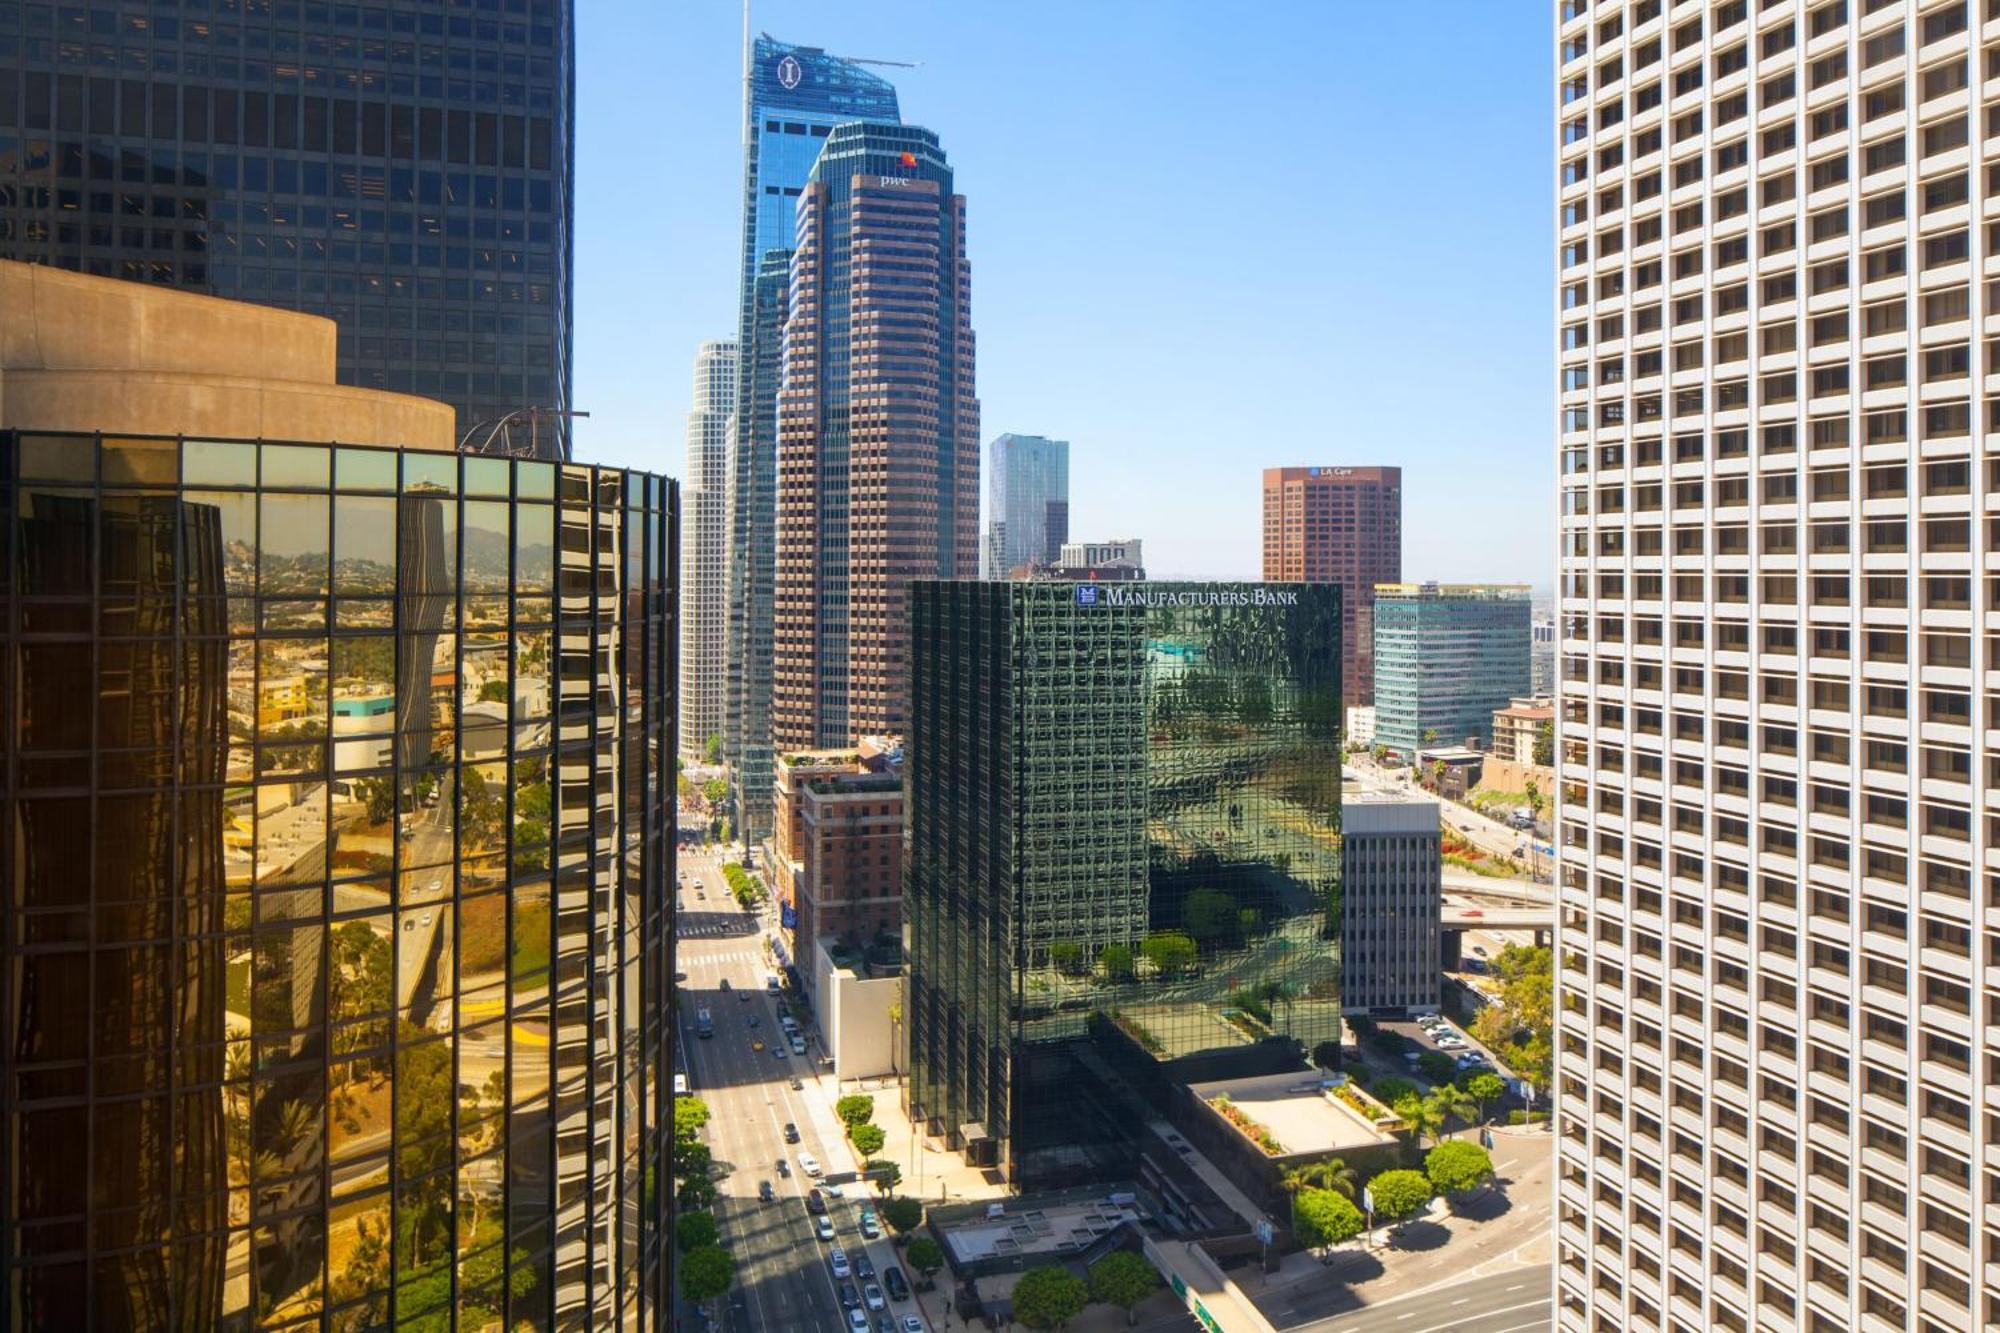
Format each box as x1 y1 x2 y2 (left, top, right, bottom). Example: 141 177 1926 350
875 1317 896 1333
798 1153 821 1177
751 1039 765 1052
719 978 730 991
776 1158 789 1177
773 1046 787 1060
1472 944 1488 957
790 1036 807 1055
783 1122 800 1143
815 1216 835 1241
845 1310 867 1332
806 1188 826 1215
738 990 752 1002
789 1077 804 1091
901 1317 925 1333
883 1267 909 1301
853 1252 874 1280
747 1014 759 1027
837 1280 859 1309
863 1283 885 1312
758 1180 774 1202
859 1209 881 1239
829 1249 850 1279
822 1181 843 1198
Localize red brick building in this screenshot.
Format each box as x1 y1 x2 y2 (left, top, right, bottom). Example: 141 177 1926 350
1261 466 1402 707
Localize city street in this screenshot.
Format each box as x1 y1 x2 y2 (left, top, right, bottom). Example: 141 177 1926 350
675 845 933 1333
1294 1270 1551 1332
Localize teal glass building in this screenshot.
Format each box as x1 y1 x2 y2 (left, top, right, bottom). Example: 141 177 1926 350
904 581 1344 1187
1370 582 1533 759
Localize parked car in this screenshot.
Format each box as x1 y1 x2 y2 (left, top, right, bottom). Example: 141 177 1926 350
829 1249 850 1279
883 1267 909 1301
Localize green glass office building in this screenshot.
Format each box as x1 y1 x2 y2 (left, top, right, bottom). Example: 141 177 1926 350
905 581 1343 1188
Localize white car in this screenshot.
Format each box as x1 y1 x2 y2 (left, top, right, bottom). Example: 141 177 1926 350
864 1283 885 1312
790 1036 807 1055
815 1216 835 1242
798 1153 822 1178
902 1319 925 1333
829 1249 850 1279
847 1310 869 1331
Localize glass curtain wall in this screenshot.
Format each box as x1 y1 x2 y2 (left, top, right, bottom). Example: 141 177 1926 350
0 431 674 1330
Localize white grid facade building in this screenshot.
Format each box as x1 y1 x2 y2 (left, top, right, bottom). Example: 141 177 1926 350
1555 2 2000 1331
680 338 737 757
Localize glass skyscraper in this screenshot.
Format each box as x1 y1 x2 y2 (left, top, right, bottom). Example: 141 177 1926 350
0 263 676 1330
0 1 577 455
1370 581 1532 759
904 581 1344 1188
982 432 1070 579
724 36 898 844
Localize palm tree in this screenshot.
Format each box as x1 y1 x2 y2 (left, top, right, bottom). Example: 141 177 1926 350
1303 1156 1356 1201
1393 1093 1447 1150
1280 1163 1317 1205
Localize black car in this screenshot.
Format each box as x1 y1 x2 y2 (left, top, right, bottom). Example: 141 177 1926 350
806 1188 827 1215
853 1252 875 1280
719 977 730 991
783 1122 800 1144
883 1267 909 1301
838 1282 860 1310
789 1077 804 1091
758 1180 774 1202
776 1158 790 1177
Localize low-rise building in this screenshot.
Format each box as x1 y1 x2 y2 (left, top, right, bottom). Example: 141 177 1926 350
1491 696 1554 767
1340 789 1441 1016
1415 746 1485 802
1345 705 1376 749
770 741 905 985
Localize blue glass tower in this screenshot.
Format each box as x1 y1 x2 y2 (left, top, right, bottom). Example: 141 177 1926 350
725 37 898 843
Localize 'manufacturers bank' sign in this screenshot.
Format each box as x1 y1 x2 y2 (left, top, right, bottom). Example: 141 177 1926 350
1076 585 1301 609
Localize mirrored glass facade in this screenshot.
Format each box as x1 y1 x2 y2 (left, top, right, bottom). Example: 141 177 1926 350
0 2 576 454
905 581 1344 1189
0 431 676 1330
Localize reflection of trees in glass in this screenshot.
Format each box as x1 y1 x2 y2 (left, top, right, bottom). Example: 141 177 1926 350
458 766 504 852
1181 887 1243 952
1139 932 1197 977
512 759 551 874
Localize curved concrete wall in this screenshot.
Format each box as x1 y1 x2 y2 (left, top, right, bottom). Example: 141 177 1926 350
0 260 455 450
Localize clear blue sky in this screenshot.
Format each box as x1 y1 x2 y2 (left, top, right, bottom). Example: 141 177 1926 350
573 2 1553 585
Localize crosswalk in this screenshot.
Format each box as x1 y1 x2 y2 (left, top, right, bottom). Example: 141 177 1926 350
676 917 758 940
678 947 765 970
